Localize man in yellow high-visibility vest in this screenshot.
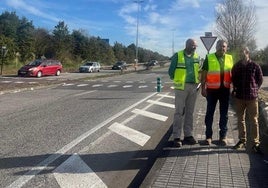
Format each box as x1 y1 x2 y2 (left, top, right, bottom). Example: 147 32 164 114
168 38 201 147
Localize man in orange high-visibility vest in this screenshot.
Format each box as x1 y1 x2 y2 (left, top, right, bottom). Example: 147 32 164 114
200 40 233 146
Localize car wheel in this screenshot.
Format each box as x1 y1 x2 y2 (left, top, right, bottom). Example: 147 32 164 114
89 69 93 73
56 70 61 76
37 71 42 78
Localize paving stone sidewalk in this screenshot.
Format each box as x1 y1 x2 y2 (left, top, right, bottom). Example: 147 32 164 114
143 94 268 188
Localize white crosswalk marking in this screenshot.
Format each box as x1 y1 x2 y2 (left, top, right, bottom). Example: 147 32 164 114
1 80 12 83
138 85 148 88
63 83 75 86
147 100 175 108
92 84 103 87
123 85 132 88
77 84 88 87
107 85 118 88
109 122 150 146
132 109 168 121
14 81 25 83
53 154 107 188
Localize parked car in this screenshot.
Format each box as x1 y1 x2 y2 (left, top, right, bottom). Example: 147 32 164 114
18 59 62 78
112 61 127 70
79 61 101 73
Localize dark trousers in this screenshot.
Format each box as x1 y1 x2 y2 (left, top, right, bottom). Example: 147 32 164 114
205 88 230 139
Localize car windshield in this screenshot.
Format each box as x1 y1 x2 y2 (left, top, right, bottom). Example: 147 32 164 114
116 62 124 65
28 60 42 66
84 62 93 66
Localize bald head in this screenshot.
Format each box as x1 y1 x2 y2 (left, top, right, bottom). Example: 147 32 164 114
185 38 197 55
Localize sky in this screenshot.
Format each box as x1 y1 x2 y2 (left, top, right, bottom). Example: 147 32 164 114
0 0 267 58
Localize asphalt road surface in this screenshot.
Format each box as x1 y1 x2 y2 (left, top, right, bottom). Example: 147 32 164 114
0 68 174 188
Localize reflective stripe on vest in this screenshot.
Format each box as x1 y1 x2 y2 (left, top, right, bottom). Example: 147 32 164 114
173 50 199 90
206 53 233 89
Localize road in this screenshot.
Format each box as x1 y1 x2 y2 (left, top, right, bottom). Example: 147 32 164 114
0 68 174 188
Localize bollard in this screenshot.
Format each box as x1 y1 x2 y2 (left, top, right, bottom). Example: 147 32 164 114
157 77 161 92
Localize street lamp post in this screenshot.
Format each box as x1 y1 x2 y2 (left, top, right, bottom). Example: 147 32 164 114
1 46 7 75
134 0 143 71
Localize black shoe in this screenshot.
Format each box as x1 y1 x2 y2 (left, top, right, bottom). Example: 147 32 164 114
252 144 263 154
183 136 197 145
173 138 182 147
233 140 246 150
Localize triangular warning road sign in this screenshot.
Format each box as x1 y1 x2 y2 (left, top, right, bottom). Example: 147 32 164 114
200 36 217 52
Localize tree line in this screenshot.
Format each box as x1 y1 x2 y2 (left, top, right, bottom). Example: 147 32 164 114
215 0 268 74
0 11 169 70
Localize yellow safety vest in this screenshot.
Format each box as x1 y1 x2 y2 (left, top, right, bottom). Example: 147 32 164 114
206 53 233 89
173 50 200 90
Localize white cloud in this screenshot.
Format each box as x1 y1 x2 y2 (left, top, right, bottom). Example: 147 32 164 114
7 0 59 22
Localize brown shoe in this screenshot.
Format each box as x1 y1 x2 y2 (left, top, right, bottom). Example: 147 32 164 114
204 138 212 145
232 140 246 150
219 137 227 146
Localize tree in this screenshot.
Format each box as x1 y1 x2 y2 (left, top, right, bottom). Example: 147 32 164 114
16 17 35 62
52 21 71 60
33 28 53 58
215 0 257 54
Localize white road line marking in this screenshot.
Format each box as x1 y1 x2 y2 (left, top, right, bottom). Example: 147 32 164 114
14 81 25 84
132 109 168 121
157 94 175 99
6 92 157 188
1 80 12 83
92 84 103 87
53 154 107 188
138 85 148 88
107 85 118 88
62 83 75 86
77 84 89 87
109 122 150 146
74 90 96 97
123 85 132 88
147 100 175 108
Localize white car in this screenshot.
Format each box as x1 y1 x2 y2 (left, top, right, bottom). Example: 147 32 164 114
79 62 101 73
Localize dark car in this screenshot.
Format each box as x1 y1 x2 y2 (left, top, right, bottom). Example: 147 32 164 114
18 59 62 78
112 61 127 70
148 60 158 66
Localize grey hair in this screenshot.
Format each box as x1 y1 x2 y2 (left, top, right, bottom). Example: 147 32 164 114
216 39 227 49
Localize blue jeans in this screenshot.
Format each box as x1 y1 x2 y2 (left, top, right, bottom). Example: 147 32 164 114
205 88 230 139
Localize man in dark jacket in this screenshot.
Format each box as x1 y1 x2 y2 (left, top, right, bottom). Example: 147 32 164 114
231 46 263 153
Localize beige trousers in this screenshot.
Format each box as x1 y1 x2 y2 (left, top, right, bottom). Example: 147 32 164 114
172 83 198 139
234 98 260 145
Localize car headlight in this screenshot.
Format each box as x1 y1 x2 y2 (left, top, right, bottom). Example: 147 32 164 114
29 67 37 72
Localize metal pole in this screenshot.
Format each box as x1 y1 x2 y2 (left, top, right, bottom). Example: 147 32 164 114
134 0 143 71
1 46 6 75
172 29 175 56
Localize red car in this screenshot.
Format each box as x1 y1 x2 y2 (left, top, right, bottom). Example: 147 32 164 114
18 59 62 78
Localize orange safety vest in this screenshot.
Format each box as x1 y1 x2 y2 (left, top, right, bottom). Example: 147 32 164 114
206 53 233 89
